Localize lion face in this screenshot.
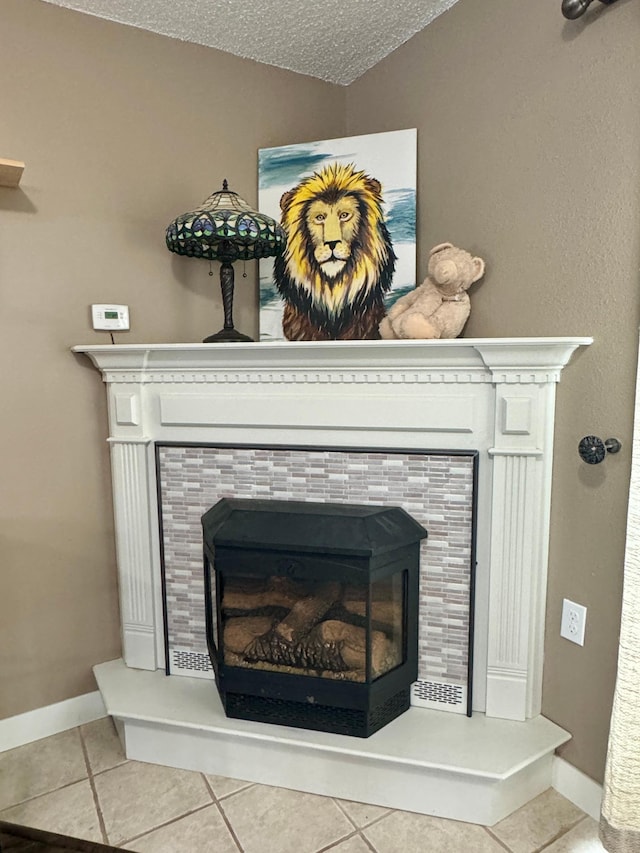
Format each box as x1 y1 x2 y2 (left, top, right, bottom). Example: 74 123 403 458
305 196 361 278
273 162 396 340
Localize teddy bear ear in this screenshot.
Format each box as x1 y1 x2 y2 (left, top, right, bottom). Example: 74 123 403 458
430 242 454 256
471 257 486 283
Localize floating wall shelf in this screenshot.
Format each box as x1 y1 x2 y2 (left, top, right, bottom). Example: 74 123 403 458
0 158 25 188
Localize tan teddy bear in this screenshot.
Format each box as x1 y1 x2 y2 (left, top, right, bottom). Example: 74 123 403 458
379 242 485 340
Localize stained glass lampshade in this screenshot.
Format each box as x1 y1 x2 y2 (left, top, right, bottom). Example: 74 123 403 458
166 180 285 343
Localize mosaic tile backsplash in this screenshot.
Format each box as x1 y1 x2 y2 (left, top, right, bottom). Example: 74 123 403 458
157 445 475 697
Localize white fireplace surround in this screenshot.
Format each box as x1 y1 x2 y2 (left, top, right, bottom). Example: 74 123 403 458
76 337 591 824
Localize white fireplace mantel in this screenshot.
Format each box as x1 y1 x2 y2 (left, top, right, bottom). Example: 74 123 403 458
75 337 591 824
75 337 591 723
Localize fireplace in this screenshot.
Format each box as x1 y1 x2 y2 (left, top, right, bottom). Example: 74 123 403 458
202 497 427 736
75 338 591 825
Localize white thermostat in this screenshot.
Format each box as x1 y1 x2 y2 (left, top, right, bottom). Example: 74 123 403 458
91 304 130 331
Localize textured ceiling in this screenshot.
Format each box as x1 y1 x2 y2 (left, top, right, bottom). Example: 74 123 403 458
39 0 459 85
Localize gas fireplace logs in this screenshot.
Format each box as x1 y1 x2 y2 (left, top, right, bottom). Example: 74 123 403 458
222 578 401 680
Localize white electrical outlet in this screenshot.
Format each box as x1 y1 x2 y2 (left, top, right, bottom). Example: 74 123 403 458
91 304 130 331
560 598 587 646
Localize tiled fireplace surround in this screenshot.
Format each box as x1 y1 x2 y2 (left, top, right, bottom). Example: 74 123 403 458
76 337 591 826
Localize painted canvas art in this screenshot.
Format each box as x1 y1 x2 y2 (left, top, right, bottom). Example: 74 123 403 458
258 129 417 341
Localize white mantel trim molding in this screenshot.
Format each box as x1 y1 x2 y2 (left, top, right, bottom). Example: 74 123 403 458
74 338 591 725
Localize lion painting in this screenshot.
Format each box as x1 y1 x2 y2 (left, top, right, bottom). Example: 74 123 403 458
273 162 396 341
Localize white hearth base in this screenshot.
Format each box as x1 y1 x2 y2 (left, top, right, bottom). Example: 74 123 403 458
95 659 570 826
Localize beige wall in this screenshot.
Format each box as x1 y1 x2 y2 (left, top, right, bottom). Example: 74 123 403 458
347 0 640 781
2 0 636 786
0 0 345 719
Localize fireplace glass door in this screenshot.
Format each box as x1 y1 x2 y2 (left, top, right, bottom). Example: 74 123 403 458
218 572 406 684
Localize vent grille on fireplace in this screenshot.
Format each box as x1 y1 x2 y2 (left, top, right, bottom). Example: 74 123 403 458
225 688 411 737
412 679 465 707
170 648 467 711
171 649 213 675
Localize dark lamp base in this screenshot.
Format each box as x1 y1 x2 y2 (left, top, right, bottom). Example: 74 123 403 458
203 327 254 343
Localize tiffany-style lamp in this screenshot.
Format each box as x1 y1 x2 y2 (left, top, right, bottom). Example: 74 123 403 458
166 180 285 342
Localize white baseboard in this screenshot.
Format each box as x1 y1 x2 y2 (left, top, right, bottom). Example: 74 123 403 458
552 756 603 821
0 691 107 753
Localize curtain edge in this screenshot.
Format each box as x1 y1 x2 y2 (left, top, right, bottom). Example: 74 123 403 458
600 814 640 852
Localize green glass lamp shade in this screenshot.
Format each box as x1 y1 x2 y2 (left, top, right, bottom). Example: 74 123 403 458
166 180 285 342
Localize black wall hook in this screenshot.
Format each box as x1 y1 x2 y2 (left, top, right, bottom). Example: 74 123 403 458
562 0 621 19
578 435 622 464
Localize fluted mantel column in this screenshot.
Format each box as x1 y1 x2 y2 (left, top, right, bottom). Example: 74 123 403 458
108 437 160 670
472 340 588 721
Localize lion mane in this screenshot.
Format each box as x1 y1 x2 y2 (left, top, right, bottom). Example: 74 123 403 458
274 162 396 341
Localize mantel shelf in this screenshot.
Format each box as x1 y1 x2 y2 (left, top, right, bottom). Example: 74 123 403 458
72 337 593 379
0 158 25 188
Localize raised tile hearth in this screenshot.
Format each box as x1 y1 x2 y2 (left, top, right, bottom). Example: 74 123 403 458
94 658 570 826
0 717 600 850
75 337 591 824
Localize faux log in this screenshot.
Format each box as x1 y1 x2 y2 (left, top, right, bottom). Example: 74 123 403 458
342 599 402 634
315 620 399 677
224 616 275 655
274 581 342 644
223 650 365 682
233 616 399 679
245 626 347 672
222 577 306 612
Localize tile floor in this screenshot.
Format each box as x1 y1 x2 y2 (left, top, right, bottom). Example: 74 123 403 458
0 718 605 852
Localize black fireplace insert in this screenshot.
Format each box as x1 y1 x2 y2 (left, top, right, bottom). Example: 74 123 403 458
202 498 427 737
